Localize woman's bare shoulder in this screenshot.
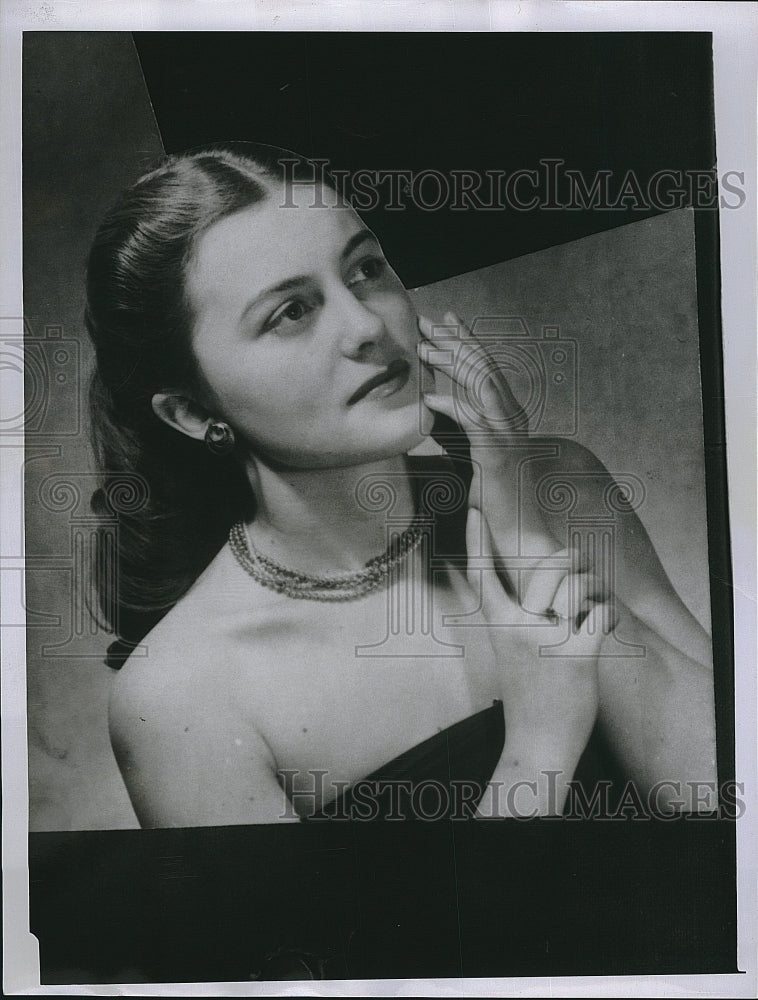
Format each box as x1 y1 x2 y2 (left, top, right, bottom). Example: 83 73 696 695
110 542 286 716
105 542 311 826
526 435 608 472
106 572 296 826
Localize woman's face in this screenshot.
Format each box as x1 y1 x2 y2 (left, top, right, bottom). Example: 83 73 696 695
185 183 435 469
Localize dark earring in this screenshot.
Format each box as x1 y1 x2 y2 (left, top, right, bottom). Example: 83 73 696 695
204 420 236 455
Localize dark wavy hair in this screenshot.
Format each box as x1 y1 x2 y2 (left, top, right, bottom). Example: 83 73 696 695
85 142 331 667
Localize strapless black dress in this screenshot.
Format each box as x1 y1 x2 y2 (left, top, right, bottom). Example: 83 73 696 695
307 699 627 822
264 699 629 980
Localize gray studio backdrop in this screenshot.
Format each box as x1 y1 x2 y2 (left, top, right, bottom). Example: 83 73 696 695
22 33 710 831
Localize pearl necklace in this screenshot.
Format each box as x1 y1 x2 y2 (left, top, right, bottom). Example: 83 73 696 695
227 518 426 601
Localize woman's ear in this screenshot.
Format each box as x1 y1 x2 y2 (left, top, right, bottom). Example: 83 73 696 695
151 391 211 442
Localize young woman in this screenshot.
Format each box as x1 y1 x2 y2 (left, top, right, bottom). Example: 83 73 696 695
86 143 716 827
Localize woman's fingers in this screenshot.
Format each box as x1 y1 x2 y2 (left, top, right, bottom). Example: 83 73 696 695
466 507 620 656
444 310 474 340
467 506 504 603
418 310 474 340
417 312 524 436
416 340 495 434
466 505 519 612
520 545 614 634
550 570 611 630
417 311 470 341
556 602 599 657
416 329 467 375
466 505 489 594
464 504 480 592
417 313 481 373
520 547 580 619
565 599 619 656
417 313 434 338
420 391 458 422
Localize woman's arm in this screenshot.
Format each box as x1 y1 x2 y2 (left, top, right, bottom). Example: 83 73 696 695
420 312 717 807
109 652 299 827
471 441 718 809
419 313 712 664
466 507 610 817
532 439 718 800
532 436 713 668
595 598 717 805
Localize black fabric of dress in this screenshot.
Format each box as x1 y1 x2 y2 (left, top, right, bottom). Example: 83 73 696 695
308 699 506 822
307 699 627 822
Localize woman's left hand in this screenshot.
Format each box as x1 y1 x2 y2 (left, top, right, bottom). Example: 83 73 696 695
417 310 561 599
418 313 717 806
417 311 527 452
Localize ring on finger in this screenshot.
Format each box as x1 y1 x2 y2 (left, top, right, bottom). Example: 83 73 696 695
543 606 568 624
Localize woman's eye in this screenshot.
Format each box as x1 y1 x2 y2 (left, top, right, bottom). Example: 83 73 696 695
264 298 311 332
349 256 387 286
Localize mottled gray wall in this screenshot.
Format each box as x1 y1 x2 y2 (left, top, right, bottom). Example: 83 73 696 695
23 35 709 831
23 33 163 830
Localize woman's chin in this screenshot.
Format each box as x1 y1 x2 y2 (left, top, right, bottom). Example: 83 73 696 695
351 423 434 466
263 406 437 470
356 397 434 455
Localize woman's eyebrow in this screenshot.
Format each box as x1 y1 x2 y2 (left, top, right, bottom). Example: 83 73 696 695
238 230 380 326
340 228 379 259
238 276 310 325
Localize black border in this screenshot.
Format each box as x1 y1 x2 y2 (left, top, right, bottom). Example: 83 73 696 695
26 30 737 985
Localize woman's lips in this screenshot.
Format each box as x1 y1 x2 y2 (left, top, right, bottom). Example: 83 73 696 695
347 358 411 405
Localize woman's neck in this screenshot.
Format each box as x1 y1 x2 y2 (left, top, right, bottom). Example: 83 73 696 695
242 453 417 574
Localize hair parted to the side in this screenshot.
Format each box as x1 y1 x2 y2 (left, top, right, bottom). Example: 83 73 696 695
85 142 332 668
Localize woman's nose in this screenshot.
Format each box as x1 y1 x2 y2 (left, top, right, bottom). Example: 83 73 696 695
335 289 387 359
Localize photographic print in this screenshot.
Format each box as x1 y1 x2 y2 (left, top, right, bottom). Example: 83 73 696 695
2 3 756 995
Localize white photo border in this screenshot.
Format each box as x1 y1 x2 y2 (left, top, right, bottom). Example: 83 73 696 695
1 1 755 996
